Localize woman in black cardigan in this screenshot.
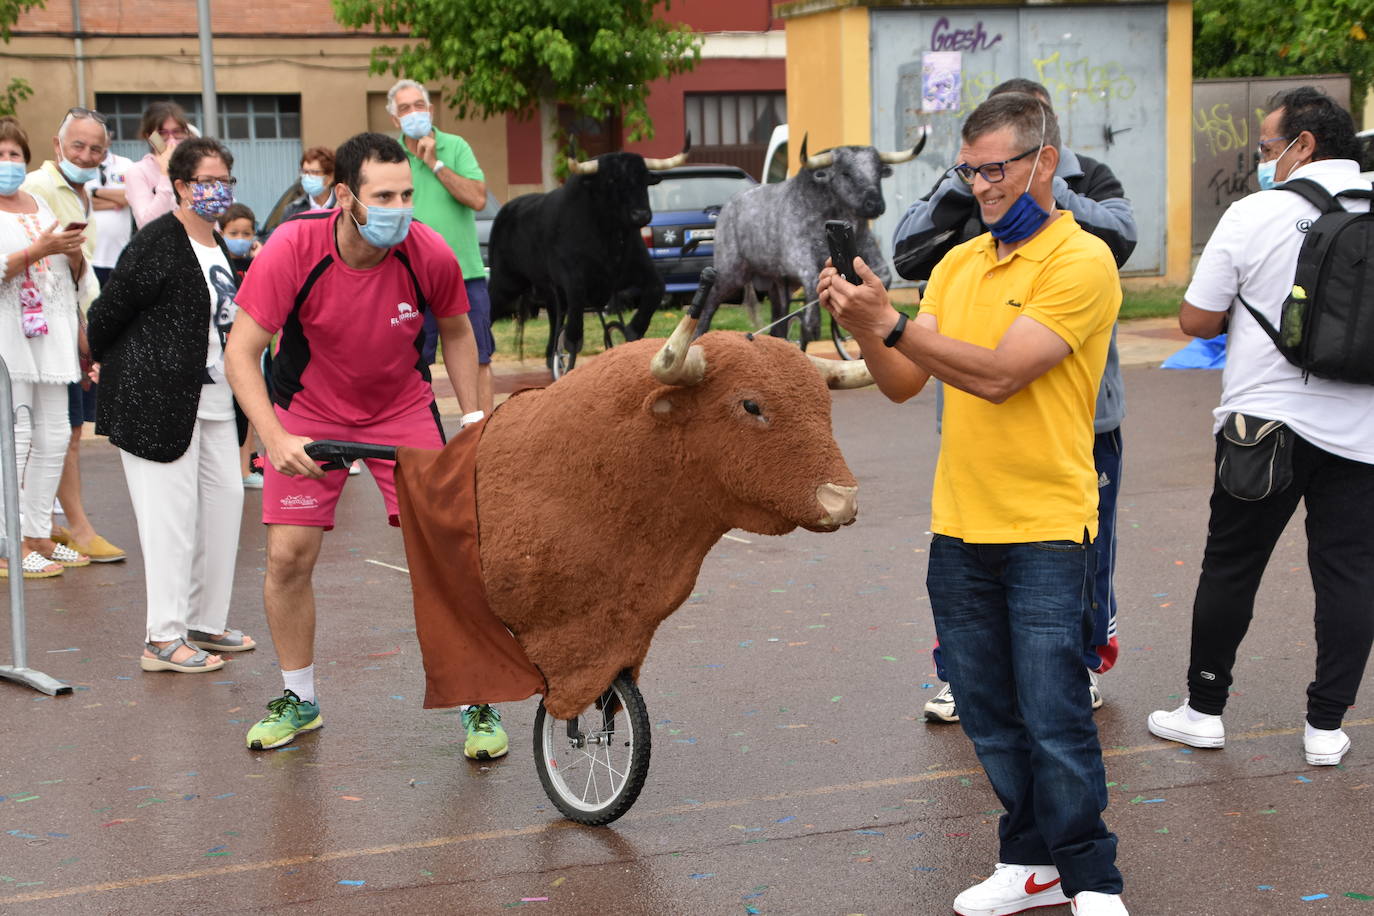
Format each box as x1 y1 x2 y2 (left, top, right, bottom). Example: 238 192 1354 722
88 137 256 674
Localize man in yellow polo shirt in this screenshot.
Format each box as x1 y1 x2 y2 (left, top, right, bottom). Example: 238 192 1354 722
821 93 1125 916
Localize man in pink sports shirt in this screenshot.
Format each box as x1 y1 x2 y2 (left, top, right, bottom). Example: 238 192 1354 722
225 132 491 753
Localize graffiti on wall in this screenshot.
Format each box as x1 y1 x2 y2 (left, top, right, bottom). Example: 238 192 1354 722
930 18 1003 53
1032 51 1136 102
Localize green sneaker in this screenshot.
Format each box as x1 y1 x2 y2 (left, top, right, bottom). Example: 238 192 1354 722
246 690 323 750
462 704 508 760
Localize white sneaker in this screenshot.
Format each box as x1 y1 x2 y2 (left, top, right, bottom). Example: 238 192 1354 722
1088 669 1104 710
1304 726 1351 766
953 863 1067 916
923 682 959 723
1072 891 1129 915
1147 702 1225 749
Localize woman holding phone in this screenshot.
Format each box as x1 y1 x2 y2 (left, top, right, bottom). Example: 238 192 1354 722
0 117 91 577
125 101 192 229
89 136 256 672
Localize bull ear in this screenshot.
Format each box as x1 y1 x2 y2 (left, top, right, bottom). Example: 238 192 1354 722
643 390 696 424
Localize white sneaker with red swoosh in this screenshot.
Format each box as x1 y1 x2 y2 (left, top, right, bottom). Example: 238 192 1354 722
953 862 1069 916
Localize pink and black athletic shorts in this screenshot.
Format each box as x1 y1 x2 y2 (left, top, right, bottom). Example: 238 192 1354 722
262 402 445 529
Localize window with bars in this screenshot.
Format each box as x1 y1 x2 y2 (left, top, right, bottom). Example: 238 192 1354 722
684 93 785 147
94 93 302 142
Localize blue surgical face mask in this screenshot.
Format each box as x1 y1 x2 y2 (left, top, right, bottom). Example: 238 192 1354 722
351 200 413 249
399 111 432 140
1257 137 1300 191
301 174 327 198
59 157 99 185
224 237 253 257
0 160 25 195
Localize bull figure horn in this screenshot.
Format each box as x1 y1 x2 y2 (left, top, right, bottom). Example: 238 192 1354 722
644 132 691 171
879 124 929 164
808 354 874 390
650 314 708 386
799 131 835 170
566 155 599 175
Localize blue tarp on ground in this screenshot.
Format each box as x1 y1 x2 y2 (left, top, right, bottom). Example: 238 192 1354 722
1161 334 1227 370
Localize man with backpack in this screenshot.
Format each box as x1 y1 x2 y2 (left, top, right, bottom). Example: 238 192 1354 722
1147 86 1374 768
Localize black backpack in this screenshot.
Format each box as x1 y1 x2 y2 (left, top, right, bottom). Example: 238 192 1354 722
1239 178 1374 384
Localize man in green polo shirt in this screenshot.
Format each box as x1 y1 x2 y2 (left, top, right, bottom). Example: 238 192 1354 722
388 79 495 416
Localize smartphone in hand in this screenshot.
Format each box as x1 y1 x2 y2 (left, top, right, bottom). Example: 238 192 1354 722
825 220 862 285
64 221 88 232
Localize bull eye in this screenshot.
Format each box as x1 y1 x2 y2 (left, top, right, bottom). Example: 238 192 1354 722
742 399 762 416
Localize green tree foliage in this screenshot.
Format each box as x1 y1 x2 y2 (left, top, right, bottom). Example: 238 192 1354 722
1195 0 1374 112
333 0 701 155
0 0 44 117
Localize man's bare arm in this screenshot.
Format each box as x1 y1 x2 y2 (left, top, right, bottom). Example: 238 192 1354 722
224 312 325 478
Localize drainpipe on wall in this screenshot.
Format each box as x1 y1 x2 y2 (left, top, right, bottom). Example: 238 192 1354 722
197 0 218 137
70 0 86 108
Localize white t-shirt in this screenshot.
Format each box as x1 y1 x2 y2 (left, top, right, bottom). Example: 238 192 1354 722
189 237 238 421
85 152 135 270
1186 158 1374 464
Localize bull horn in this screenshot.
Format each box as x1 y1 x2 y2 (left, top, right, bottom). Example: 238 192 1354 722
650 314 708 386
799 131 835 169
879 125 929 164
566 155 599 175
644 132 691 171
808 354 873 389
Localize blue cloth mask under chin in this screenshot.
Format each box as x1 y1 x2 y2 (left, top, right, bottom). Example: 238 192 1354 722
988 105 1052 244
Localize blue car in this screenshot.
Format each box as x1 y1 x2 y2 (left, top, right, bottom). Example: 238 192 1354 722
642 165 758 304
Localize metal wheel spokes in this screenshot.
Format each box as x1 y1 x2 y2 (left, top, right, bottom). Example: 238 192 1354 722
544 689 632 811
534 674 650 825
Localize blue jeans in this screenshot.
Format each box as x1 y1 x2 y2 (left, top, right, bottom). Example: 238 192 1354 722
927 533 1122 897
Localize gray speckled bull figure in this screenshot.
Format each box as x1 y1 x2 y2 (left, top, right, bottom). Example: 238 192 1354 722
696 129 927 343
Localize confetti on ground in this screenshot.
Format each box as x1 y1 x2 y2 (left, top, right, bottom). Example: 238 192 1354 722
521 898 548 903
1296 775 1312 783
776 815 795 823
338 879 366 886
1346 893 1374 901
690 873 715 879
1302 894 1329 902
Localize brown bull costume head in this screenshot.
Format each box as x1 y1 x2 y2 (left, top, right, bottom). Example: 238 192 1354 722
397 324 873 719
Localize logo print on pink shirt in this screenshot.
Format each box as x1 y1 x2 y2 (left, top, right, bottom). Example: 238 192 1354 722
391 301 421 327
280 494 320 509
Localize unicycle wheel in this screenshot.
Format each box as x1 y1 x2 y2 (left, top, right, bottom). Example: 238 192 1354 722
533 673 651 825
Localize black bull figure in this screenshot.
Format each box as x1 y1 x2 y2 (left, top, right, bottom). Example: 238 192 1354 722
488 142 690 370
696 130 928 341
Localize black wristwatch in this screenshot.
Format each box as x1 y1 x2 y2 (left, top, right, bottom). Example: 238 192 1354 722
883 312 909 348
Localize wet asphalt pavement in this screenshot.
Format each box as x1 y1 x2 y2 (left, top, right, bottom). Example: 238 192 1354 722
0 352 1371 915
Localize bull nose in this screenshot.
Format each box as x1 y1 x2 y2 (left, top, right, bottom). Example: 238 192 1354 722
861 198 886 219
816 482 858 528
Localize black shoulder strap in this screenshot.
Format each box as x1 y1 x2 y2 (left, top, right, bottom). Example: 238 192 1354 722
1276 178 1344 213
1238 294 1285 350
390 248 430 314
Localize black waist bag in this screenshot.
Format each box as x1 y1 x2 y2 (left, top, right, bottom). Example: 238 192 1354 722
1239 178 1374 384
1217 412 1294 501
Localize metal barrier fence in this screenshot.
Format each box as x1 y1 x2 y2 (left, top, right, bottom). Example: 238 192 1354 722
0 356 73 696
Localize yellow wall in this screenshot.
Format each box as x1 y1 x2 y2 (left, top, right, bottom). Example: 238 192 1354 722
783 6 871 172
3 35 510 200
1159 0 1195 287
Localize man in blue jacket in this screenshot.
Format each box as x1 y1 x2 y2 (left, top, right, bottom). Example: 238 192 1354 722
892 78 1136 724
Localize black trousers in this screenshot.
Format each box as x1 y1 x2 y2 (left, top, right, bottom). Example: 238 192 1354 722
1187 431 1374 729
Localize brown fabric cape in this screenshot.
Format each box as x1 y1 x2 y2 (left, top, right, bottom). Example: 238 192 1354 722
394 421 546 709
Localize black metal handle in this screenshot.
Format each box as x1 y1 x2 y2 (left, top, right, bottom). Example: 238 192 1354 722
304 439 399 471
687 266 716 320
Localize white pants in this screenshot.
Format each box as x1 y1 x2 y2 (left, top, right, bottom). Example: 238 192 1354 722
120 416 243 643
5 381 71 540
